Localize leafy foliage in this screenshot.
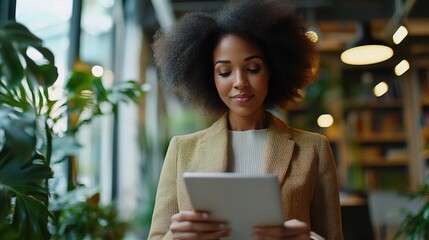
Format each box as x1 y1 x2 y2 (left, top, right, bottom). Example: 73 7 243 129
394 183 429 240
0 21 144 239
0 21 58 87
65 68 144 135
50 187 127 240
0 21 56 239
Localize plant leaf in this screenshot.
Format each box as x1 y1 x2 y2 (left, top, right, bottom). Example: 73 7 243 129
0 22 42 46
0 40 24 85
0 108 36 161
0 21 58 88
0 145 52 240
24 54 58 87
65 71 94 93
0 220 20 239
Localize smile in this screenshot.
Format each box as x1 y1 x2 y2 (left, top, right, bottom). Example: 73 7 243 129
231 94 254 103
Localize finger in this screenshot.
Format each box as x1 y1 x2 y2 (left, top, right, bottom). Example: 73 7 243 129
253 226 286 237
252 233 310 240
171 211 210 222
171 221 227 233
283 219 310 235
253 220 310 238
172 227 230 240
252 228 309 239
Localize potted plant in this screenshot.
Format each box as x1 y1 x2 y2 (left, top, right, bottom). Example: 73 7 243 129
394 182 429 240
0 20 57 239
0 21 144 239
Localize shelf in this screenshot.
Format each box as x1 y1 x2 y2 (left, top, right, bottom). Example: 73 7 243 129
422 150 429 159
361 160 408 168
338 67 429 191
364 169 409 192
422 98 429 106
355 133 407 143
345 100 403 110
340 194 366 206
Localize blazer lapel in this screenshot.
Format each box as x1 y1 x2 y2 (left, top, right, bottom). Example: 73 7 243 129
196 113 229 172
263 113 295 184
193 111 295 177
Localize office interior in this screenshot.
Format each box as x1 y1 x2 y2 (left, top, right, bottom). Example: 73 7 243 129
1 0 429 239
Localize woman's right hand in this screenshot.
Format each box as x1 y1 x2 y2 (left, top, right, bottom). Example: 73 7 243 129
170 211 230 240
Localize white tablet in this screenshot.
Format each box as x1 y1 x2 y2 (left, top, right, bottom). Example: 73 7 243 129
183 172 284 239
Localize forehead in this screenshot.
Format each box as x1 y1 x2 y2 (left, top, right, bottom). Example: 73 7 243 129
213 34 264 59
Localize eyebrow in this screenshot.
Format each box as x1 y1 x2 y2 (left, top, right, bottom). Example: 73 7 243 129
244 55 263 61
214 55 264 66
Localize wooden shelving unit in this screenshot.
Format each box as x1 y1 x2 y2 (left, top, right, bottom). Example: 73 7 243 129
418 69 429 184
284 64 429 192
341 68 410 191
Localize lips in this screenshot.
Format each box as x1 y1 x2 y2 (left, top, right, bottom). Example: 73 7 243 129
231 93 254 103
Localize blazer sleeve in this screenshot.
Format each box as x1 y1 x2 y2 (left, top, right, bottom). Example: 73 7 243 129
310 136 344 240
147 137 179 240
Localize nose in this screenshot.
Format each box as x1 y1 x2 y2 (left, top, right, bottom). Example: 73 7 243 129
233 71 248 90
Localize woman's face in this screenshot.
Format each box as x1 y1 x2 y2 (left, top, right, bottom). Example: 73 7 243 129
213 34 269 118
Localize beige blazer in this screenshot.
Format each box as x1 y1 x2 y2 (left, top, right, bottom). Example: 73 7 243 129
148 112 343 240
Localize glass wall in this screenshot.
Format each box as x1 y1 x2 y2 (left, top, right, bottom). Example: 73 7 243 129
75 0 116 204
16 0 74 196
9 0 218 238
15 0 143 214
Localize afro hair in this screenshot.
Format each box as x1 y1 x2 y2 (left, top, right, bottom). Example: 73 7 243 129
152 0 319 117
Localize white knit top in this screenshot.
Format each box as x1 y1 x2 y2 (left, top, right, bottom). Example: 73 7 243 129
229 129 267 174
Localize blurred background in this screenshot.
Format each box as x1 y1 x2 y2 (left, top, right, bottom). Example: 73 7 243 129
1 0 429 239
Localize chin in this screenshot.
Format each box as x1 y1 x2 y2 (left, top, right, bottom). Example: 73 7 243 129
229 108 261 117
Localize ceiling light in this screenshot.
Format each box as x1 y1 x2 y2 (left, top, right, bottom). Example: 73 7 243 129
373 81 389 97
317 114 334 128
392 25 408 45
305 30 319 43
340 22 393 65
394 60 410 76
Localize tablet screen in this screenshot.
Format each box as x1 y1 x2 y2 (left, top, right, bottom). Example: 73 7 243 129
183 172 284 239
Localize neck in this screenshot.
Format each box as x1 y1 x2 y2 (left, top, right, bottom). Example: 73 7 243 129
227 108 267 131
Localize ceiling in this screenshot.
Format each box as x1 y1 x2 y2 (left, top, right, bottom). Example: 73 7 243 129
144 0 429 67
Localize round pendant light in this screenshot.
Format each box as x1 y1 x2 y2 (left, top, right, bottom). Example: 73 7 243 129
341 21 393 65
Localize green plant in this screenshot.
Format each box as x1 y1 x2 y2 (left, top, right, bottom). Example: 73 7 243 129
0 21 144 239
394 183 429 240
0 21 57 239
49 63 143 239
65 62 144 136
50 187 127 240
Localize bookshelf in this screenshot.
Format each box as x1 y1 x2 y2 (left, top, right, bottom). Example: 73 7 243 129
283 64 429 191
282 63 346 186
341 68 409 191
418 68 429 184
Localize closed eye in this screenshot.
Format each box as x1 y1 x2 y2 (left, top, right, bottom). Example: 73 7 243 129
219 72 231 77
247 68 260 73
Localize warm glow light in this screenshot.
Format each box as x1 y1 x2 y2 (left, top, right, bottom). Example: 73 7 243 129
305 30 318 43
92 65 104 77
393 25 408 45
373 81 389 97
394 60 410 76
341 45 394 65
317 114 334 128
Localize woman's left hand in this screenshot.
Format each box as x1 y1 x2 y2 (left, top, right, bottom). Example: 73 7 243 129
252 219 310 240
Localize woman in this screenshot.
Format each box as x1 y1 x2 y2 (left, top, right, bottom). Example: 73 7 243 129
148 0 343 239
